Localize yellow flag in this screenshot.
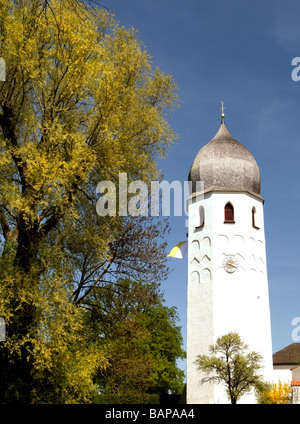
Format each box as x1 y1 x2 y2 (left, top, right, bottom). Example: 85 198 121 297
167 241 188 259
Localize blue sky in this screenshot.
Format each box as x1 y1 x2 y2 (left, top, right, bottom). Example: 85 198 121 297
104 0 300 372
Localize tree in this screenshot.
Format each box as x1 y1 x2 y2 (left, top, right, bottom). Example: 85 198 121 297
87 279 185 397
195 332 265 404
0 0 178 403
258 381 291 404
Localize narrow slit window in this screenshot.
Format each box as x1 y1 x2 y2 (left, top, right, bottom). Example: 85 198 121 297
195 205 205 228
252 207 256 227
252 206 259 229
224 202 234 223
199 206 205 227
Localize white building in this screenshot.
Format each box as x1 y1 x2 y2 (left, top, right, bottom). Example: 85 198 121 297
186 112 274 404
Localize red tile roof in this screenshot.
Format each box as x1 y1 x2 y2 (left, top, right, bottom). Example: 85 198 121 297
291 381 300 386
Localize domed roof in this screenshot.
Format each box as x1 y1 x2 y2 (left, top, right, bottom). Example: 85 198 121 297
188 120 261 196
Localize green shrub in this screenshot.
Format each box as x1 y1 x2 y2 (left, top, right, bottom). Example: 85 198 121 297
93 393 160 404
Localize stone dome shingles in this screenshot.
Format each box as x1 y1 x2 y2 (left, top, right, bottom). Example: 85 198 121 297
188 122 261 196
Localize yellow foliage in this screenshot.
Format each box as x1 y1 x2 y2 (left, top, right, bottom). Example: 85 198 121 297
27 275 109 403
0 0 178 403
263 381 291 404
0 0 178 230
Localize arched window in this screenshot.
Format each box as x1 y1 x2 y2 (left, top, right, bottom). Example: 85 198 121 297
224 202 234 223
196 206 205 228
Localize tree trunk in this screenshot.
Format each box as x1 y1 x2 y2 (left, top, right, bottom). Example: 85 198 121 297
0 225 40 403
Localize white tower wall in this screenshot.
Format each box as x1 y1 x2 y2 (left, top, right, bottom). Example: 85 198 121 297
186 190 273 404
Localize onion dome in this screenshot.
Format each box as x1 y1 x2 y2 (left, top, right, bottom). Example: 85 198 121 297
188 109 261 197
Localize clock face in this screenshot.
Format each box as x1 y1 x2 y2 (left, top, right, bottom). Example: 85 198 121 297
222 255 239 273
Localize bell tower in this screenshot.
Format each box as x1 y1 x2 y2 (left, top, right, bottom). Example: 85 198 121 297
186 108 273 404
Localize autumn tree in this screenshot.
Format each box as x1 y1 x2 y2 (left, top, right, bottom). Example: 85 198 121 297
195 333 265 404
258 381 291 404
0 0 178 403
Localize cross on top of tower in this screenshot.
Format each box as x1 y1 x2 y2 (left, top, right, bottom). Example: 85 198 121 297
220 101 225 123
188 106 261 196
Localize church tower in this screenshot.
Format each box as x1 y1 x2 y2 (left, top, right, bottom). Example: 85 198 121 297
186 109 273 404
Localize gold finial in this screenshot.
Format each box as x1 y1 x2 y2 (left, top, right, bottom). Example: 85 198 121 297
220 101 225 123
